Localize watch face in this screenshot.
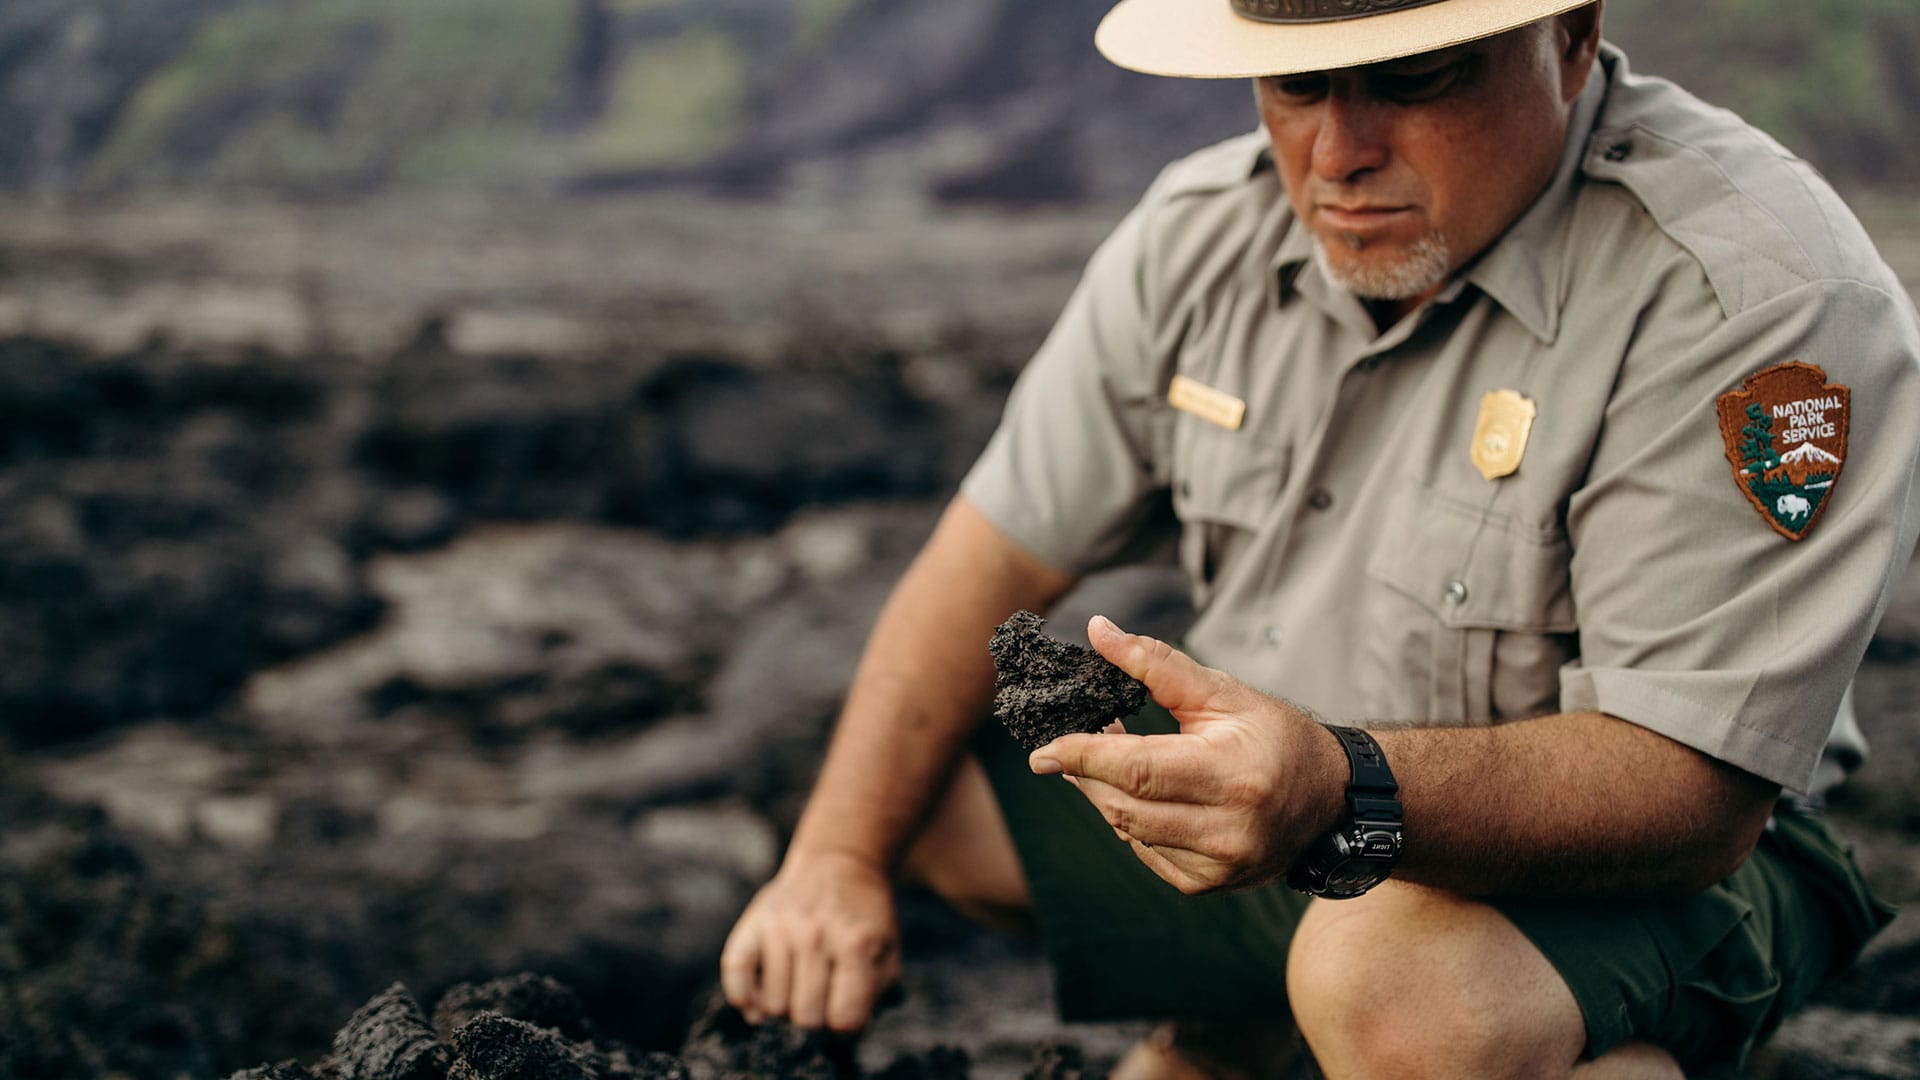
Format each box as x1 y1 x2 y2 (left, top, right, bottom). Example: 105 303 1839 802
1326 861 1389 893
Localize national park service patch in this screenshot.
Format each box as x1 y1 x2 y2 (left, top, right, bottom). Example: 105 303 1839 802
1715 361 1848 541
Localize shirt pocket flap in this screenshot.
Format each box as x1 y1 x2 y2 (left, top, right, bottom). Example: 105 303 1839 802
1365 487 1576 634
1170 417 1290 532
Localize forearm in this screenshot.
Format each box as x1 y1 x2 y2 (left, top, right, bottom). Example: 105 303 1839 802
1374 711 1780 898
786 495 1074 872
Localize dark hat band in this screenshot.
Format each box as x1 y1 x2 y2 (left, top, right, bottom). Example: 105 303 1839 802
1230 0 1452 23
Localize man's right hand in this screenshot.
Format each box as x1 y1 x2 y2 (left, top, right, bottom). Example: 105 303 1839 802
719 849 901 1033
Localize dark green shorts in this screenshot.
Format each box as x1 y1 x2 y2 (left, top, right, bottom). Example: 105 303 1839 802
976 707 1896 1072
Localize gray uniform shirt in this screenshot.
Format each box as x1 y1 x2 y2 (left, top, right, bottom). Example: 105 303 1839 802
962 45 1920 794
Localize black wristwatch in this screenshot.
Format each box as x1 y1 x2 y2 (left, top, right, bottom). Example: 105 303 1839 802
1286 726 1404 900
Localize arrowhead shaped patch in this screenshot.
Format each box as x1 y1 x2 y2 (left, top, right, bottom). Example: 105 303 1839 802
1715 361 1848 541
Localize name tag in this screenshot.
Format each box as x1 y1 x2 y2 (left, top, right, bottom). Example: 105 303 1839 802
1169 375 1246 431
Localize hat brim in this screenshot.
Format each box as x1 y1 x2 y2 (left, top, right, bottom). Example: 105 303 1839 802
1097 0 1597 79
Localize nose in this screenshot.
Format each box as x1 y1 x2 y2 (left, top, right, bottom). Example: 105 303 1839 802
1310 90 1390 184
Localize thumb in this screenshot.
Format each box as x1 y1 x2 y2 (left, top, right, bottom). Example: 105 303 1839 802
1088 615 1227 717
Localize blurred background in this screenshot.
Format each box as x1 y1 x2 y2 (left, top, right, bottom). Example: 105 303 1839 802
0 1 1914 1077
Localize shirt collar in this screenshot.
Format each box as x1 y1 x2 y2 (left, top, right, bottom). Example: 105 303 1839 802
1460 57 1610 344
1268 55 1614 344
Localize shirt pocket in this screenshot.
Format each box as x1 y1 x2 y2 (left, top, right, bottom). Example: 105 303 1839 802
1361 484 1577 724
1169 415 1289 609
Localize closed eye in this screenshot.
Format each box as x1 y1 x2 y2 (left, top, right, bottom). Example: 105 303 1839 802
1265 73 1328 103
1366 59 1471 103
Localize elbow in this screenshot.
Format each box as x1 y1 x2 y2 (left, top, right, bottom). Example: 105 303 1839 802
1667 771 1780 896
1671 822 1765 896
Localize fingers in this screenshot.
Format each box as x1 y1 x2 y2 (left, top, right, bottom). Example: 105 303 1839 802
1088 614 1230 714
1031 730 1222 803
719 924 762 1022
1128 836 1241 895
1068 773 1217 851
787 944 832 1029
757 923 795 1023
825 932 898 1033
721 911 897 1032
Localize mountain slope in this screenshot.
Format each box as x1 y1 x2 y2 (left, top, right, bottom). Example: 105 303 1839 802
1 0 1914 202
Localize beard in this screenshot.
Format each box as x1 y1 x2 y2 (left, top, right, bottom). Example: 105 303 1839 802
1312 230 1452 302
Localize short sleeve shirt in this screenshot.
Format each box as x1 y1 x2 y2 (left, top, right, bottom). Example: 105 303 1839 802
961 45 1920 794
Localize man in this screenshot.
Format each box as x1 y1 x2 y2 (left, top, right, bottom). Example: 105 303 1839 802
721 1 1920 1076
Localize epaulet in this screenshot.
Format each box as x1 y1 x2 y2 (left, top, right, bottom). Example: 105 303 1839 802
1582 65 1887 318
1152 130 1273 201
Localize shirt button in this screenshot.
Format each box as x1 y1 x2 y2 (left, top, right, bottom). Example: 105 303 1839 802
1264 625 1282 647
1443 580 1470 605
1306 487 1334 511
1603 140 1632 162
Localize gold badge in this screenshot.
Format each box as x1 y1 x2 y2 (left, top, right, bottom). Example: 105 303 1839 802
1169 375 1246 432
1470 390 1536 480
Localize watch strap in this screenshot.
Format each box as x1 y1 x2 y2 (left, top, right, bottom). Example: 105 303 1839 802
1327 725 1397 796
1286 726 1404 898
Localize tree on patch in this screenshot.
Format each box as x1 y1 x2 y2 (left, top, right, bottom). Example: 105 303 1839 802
1739 402 1774 466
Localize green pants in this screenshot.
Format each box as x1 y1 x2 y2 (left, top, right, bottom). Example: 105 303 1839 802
976 707 1894 1072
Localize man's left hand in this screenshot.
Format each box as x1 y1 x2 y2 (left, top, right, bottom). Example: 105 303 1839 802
1029 616 1346 894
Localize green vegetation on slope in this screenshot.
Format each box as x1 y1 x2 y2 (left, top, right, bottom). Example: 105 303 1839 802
586 28 747 172
50 0 1920 193
90 0 573 188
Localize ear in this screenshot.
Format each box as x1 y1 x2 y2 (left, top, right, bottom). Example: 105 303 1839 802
1555 1 1604 103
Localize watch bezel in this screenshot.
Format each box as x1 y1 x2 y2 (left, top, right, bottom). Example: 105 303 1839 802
1286 726 1404 899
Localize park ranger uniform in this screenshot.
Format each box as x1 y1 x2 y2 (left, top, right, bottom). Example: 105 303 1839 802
961 44 1918 1070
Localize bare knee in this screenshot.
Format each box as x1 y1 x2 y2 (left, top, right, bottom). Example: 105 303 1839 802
901 755 1034 934
1287 884 1586 1080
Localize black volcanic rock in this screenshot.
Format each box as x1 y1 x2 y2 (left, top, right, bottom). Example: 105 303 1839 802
332 984 450 1080
875 1045 971 1080
228 1063 320 1080
448 1012 594 1080
1024 1041 1093 1080
989 611 1148 752
678 990 858 1080
434 974 592 1042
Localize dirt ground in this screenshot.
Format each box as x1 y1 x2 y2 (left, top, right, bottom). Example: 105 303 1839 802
0 191 1914 1079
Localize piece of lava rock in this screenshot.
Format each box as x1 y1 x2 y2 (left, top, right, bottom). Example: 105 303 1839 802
333 983 452 1080
874 1045 971 1080
989 611 1149 752
227 1063 319 1080
446 1011 691 1080
448 1012 600 1080
679 990 858 1080
434 973 593 1042
1024 1041 1098 1080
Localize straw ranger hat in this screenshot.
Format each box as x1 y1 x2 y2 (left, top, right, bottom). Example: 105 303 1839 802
1098 0 1598 79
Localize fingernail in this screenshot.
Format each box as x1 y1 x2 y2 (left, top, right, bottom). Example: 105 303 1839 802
1092 614 1120 635
1030 755 1062 775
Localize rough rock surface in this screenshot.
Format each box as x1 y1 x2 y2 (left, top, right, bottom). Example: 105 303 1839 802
448 1012 597 1080
332 983 450 1080
1022 1042 1096 1080
1 243 1917 1080
874 1045 971 1080
433 974 594 1043
990 611 1149 752
679 990 860 1080
229 1063 321 1080
229 981 698 1080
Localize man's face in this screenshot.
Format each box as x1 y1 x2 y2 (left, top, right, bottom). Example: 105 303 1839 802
1255 15 1597 308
